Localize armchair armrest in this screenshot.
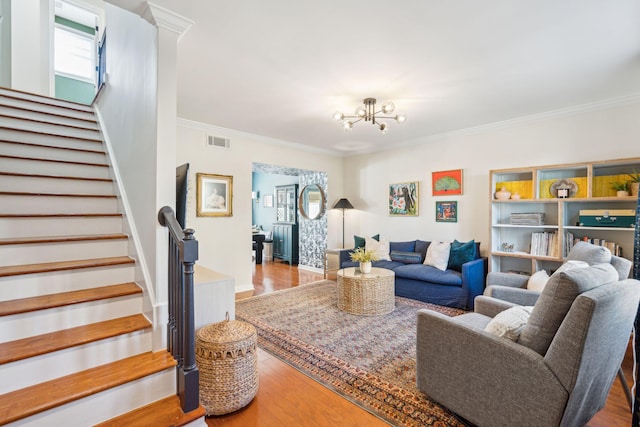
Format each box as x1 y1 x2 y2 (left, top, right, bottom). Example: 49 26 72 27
486 271 529 288
461 257 487 310
416 309 567 426
474 295 519 318
337 249 355 268
484 286 541 306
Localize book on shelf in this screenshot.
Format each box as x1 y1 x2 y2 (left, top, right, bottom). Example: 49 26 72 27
563 231 622 257
510 212 545 225
529 231 558 257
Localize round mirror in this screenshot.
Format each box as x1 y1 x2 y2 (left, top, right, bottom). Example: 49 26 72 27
299 184 326 220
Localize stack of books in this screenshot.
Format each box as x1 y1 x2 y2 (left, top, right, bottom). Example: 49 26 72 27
564 231 622 257
530 231 559 257
511 212 545 225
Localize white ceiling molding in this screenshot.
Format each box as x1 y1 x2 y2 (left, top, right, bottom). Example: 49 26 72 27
142 2 193 41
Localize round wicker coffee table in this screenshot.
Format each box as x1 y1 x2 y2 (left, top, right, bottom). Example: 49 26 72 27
336 267 395 315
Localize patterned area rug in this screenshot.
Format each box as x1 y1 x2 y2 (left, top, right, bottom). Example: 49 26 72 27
236 280 468 426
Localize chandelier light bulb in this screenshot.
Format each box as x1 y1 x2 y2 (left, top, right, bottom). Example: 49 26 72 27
333 111 344 121
343 120 353 130
355 106 367 118
381 102 395 114
379 122 388 133
395 113 407 124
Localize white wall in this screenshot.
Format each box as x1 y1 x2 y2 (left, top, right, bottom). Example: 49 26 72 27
176 121 344 293
343 100 640 254
9 0 51 95
95 4 159 297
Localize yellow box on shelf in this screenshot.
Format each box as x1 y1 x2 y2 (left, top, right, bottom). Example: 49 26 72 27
539 177 588 199
592 174 629 197
495 181 533 199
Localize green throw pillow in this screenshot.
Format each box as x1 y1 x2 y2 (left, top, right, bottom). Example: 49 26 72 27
354 234 379 249
447 239 476 271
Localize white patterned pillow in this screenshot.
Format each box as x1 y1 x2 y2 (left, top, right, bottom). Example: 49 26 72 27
485 306 534 341
365 237 391 261
527 270 550 292
423 241 451 271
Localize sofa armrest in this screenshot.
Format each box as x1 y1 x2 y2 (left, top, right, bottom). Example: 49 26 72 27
484 286 541 306
338 249 355 268
474 295 519 317
461 257 487 310
416 309 567 426
486 271 529 288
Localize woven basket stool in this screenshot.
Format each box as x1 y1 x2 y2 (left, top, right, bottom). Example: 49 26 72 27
195 314 259 415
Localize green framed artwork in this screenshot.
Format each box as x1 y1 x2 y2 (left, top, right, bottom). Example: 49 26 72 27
389 182 419 216
435 201 457 222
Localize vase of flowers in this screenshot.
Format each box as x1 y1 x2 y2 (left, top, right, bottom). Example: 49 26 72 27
627 170 640 197
349 247 379 274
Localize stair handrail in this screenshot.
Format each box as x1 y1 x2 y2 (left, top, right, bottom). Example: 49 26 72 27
158 206 200 413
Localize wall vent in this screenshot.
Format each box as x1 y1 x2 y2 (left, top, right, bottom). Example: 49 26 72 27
207 135 231 149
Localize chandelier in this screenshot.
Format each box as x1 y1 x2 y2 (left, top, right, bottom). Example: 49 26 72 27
332 98 407 134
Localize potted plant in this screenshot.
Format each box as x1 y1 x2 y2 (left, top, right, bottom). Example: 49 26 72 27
626 170 640 197
611 181 629 197
349 247 379 273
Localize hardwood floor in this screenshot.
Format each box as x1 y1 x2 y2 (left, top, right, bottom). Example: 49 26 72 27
205 260 633 426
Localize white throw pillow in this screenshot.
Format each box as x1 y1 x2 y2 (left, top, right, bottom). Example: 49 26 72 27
423 241 451 271
485 306 534 341
527 270 550 292
365 237 391 261
553 260 589 276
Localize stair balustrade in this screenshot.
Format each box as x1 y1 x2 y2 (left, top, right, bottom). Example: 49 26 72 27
158 206 199 412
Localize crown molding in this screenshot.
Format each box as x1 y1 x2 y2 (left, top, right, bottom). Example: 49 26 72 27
143 2 194 41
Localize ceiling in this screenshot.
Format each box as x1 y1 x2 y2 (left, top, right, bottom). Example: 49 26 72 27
105 1 640 155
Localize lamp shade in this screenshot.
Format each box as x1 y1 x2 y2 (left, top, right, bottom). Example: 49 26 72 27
333 198 354 209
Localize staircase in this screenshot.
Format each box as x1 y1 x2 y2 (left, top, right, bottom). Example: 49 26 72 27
0 87 205 426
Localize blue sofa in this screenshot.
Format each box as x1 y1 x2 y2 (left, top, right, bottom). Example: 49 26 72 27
338 240 487 310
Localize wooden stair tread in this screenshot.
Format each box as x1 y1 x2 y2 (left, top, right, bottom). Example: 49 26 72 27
0 153 109 167
0 139 106 154
0 351 175 425
0 191 116 198
0 89 95 113
0 171 112 182
0 256 134 278
0 314 151 365
0 282 141 316
0 233 127 246
0 125 101 142
0 113 100 132
95 395 206 427
0 104 96 123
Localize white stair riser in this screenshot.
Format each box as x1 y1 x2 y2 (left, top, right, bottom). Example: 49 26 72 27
6 368 175 427
0 176 114 196
0 88 94 113
0 96 95 121
0 294 142 343
0 141 107 164
0 216 123 238
0 106 99 130
0 117 101 141
0 265 135 301
0 128 102 151
0 239 128 267
0 329 152 395
0 195 118 215
0 158 110 180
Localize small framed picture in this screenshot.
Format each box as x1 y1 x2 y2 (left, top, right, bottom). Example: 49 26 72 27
263 194 273 207
196 173 233 217
432 169 463 196
435 201 457 222
389 182 419 216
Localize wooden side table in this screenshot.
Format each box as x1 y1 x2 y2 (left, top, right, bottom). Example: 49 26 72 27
336 267 395 315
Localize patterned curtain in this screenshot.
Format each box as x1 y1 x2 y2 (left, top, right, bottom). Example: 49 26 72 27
632 191 640 425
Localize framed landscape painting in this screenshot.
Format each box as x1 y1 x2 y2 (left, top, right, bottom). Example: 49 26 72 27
389 182 419 216
196 173 233 217
432 169 463 196
435 201 457 222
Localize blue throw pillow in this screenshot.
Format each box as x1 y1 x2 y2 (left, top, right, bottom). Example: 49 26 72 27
389 240 416 252
354 234 379 249
390 251 422 264
415 240 431 262
447 239 477 272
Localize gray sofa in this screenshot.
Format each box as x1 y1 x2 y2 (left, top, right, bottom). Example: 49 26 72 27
416 242 640 426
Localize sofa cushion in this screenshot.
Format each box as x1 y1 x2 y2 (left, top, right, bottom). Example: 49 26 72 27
518 263 619 355
485 306 534 341
415 240 431 260
393 264 463 286
447 239 477 272
354 234 379 249
424 241 451 271
566 241 612 265
390 251 422 264
389 240 416 252
366 237 391 261
341 260 404 270
526 270 550 292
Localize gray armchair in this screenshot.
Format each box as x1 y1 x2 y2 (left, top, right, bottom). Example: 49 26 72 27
416 258 640 426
